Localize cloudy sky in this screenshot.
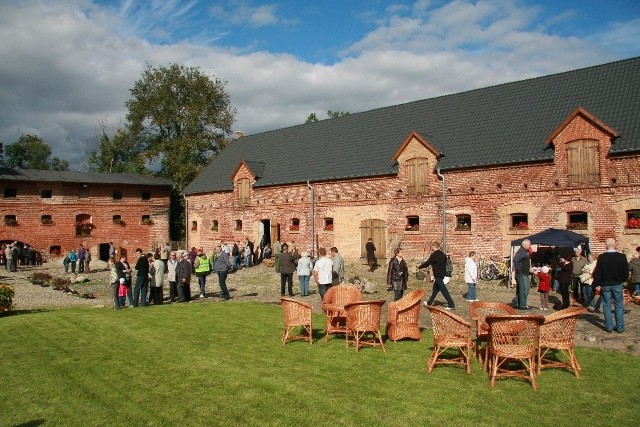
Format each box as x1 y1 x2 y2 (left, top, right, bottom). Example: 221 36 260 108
1 0 639 169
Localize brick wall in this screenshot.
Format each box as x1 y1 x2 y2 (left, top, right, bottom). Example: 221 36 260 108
0 180 171 258
187 123 640 263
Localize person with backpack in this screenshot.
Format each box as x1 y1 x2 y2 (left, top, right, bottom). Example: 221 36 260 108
419 241 455 310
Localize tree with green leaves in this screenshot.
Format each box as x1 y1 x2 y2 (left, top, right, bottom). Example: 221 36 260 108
126 63 236 190
88 126 147 174
4 134 69 170
305 110 350 124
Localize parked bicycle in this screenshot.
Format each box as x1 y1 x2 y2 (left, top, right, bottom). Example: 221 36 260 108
480 255 511 281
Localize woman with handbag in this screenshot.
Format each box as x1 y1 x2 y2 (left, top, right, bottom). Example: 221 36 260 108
387 248 409 301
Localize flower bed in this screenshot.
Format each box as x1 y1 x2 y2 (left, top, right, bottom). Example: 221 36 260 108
0 284 15 312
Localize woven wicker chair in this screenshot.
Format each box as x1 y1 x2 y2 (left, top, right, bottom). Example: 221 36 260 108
344 300 386 352
486 315 545 390
469 302 517 368
538 306 587 378
280 298 313 346
386 288 425 341
321 285 362 341
426 306 473 374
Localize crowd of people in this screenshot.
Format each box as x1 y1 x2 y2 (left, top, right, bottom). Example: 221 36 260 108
62 244 92 274
1 242 44 271
510 237 636 333
104 239 351 309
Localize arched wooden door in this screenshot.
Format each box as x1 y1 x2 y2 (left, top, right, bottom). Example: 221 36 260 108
360 219 386 260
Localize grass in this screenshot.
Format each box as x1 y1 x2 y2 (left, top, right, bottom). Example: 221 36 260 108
0 302 638 426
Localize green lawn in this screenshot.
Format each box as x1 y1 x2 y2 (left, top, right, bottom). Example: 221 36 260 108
0 302 637 426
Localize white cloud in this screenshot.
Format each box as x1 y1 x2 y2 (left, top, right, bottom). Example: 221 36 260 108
0 0 634 171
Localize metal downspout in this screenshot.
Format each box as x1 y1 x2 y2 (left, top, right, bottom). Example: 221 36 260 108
436 166 446 253
183 193 189 249
307 180 315 258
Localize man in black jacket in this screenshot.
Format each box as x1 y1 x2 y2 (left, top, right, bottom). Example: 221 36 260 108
419 241 455 310
133 249 150 307
592 238 629 333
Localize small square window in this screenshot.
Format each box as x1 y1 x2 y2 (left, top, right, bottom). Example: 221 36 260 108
4 215 17 226
567 212 588 230
41 215 53 225
40 189 52 198
141 192 151 201
113 191 123 200
290 218 300 232
456 214 471 231
626 210 640 229
405 216 419 232
510 213 528 230
141 215 153 225
78 184 89 199
4 188 16 198
113 215 123 224
211 220 219 232
235 220 243 231
191 221 198 231
323 217 334 231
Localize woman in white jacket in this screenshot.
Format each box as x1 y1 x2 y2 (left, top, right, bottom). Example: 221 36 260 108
296 251 313 297
464 251 479 302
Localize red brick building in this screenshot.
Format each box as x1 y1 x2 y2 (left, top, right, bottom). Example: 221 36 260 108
0 168 173 259
184 57 640 262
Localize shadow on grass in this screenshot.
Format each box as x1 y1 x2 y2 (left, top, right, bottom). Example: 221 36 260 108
1 308 52 318
13 420 46 427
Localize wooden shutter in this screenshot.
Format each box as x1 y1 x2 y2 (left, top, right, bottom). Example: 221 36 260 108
406 157 429 194
238 178 250 204
567 140 599 184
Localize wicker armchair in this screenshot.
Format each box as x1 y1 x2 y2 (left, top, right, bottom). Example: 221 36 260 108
344 300 386 352
280 298 313 345
469 301 517 368
321 285 362 341
538 306 587 378
426 306 473 373
486 315 545 390
386 288 425 341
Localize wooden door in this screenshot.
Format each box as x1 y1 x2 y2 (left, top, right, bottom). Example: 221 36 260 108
360 219 386 260
270 221 280 245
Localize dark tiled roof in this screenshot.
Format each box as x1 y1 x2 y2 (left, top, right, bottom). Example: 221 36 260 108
0 168 173 187
185 57 640 195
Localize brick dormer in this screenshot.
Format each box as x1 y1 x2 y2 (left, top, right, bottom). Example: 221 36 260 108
230 160 263 206
391 131 442 195
546 107 619 187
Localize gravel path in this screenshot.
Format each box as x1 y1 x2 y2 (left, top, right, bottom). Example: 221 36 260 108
2 257 638 354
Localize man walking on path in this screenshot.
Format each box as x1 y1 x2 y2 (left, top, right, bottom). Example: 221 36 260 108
419 241 455 310
366 238 377 271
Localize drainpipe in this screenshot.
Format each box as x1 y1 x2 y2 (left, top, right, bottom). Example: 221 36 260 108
307 180 315 258
183 193 189 249
436 165 446 253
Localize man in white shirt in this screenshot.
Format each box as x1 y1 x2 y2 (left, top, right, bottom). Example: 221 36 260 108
313 247 333 301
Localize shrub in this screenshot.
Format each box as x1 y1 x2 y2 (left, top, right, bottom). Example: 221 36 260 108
0 284 15 312
30 272 53 286
50 276 72 290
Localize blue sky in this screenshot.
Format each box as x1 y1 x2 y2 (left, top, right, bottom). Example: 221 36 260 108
1 0 639 168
